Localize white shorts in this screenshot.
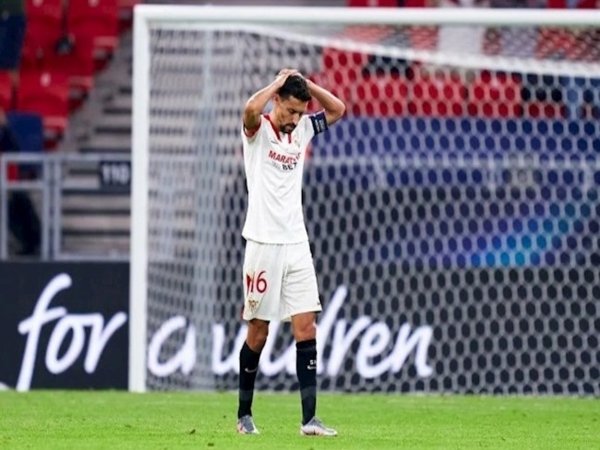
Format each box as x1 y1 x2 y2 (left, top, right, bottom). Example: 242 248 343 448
242 240 322 322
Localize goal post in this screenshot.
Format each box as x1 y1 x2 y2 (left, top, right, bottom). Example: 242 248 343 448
129 8 150 393
130 6 600 393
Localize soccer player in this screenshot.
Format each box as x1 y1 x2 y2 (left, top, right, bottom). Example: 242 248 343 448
237 69 345 436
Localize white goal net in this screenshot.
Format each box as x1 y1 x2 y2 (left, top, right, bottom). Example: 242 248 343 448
130 6 600 394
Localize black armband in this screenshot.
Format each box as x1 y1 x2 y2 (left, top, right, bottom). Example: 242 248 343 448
310 111 328 135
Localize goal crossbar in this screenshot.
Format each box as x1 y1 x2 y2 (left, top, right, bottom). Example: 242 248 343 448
135 5 600 27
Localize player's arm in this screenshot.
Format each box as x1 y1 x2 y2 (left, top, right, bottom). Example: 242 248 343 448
306 79 345 126
243 68 298 134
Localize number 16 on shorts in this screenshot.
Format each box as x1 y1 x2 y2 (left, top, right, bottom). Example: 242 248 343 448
245 270 268 314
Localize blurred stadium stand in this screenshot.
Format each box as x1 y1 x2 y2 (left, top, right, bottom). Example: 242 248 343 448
1 0 139 258
1 0 598 259
1 0 347 259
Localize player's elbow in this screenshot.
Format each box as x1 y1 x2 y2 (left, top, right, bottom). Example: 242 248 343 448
244 100 262 129
329 100 346 123
244 98 262 118
337 100 346 118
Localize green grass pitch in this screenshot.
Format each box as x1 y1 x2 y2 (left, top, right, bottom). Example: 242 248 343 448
0 391 598 449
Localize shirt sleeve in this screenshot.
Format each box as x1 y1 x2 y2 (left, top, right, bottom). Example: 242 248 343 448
242 117 262 142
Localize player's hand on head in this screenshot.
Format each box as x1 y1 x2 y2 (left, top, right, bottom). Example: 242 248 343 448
277 68 298 77
275 68 301 86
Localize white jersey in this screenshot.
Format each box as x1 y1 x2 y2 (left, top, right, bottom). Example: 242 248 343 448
241 112 328 244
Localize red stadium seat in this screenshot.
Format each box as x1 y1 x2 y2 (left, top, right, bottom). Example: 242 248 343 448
22 0 64 71
319 29 401 116
312 68 409 117
467 71 523 118
17 70 69 145
118 0 140 30
320 26 394 79
46 36 95 109
407 26 438 51
322 48 369 85
361 74 409 116
524 102 566 119
536 28 582 61
118 0 140 12
407 70 468 117
7 164 19 181
67 0 119 65
0 71 13 111
24 0 63 23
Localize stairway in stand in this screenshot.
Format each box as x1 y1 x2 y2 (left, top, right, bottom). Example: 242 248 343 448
56 31 133 258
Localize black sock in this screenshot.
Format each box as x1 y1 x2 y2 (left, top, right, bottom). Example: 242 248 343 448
238 341 261 419
296 338 317 425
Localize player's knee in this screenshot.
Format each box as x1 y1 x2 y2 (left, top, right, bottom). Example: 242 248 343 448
247 320 269 351
294 321 316 342
248 333 268 351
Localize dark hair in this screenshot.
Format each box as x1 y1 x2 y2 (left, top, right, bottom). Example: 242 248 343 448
277 75 311 102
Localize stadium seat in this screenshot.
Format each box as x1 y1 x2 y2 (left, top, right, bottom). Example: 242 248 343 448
67 0 119 66
317 46 368 115
117 0 140 30
536 28 581 61
524 102 566 119
407 70 467 117
46 35 95 109
520 72 566 119
6 112 44 179
17 70 69 146
22 0 64 71
314 71 409 117
320 27 394 78
22 0 95 109
407 26 438 52
467 71 523 118
0 71 13 110
319 36 411 116
7 112 44 154
24 0 63 27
